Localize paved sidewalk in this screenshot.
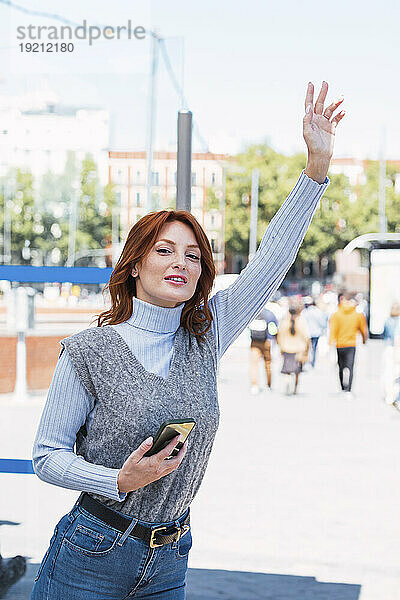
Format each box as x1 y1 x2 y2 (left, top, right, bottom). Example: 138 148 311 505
1 337 398 599
9 565 361 599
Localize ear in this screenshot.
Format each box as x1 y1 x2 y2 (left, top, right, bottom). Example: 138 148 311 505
131 265 138 278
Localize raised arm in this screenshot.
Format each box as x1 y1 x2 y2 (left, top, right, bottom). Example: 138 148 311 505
209 81 345 359
209 173 327 358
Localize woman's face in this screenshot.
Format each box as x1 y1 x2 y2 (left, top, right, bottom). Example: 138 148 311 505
133 221 202 308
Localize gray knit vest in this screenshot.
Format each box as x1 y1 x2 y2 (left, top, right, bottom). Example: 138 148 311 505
61 324 220 522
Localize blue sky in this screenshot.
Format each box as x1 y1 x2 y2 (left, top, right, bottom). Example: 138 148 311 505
0 0 399 159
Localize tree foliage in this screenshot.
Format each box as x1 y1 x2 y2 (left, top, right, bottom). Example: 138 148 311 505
75 155 115 266
224 145 400 269
1 147 398 270
0 154 116 266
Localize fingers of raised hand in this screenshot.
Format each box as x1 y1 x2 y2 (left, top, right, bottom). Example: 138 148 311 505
305 81 314 111
323 96 344 120
314 81 329 115
331 110 346 128
304 81 345 130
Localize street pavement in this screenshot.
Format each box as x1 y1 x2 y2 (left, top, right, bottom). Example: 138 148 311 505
1 334 399 599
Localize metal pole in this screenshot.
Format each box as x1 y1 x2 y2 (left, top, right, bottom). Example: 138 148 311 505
219 167 226 274
145 33 159 213
14 287 28 402
67 183 79 267
379 128 387 233
27 288 35 330
176 110 192 211
112 207 120 266
249 169 259 261
3 179 14 264
3 193 11 264
1 181 4 263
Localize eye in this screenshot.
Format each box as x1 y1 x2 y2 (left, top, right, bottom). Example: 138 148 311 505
157 248 200 261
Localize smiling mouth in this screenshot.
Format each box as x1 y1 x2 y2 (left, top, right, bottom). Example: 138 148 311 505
164 276 187 286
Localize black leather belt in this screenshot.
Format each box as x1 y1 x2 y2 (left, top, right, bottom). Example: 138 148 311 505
77 493 190 548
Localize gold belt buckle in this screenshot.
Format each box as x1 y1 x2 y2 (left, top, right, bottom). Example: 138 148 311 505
180 524 190 538
149 526 168 548
149 522 188 548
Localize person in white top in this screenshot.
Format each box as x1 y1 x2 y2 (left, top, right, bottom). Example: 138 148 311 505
302 296 327 367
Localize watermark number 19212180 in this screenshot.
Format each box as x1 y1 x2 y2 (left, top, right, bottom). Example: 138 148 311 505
19 42 75 53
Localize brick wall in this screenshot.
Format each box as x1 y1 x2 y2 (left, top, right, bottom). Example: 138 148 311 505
0 336 17 393
26 335 65 391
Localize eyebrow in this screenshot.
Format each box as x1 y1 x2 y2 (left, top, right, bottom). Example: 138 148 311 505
156 238 200 250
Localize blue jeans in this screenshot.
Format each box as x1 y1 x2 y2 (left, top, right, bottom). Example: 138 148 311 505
30 501 192 599
310 337 319 368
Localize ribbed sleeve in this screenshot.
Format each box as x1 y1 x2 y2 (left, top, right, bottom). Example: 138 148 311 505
32 351 127 501
209 170 329 358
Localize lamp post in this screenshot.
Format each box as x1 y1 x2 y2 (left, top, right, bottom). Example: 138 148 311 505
248 169 259 262
379 128 387 234
3 178 16 264
176 109 192 211
67 181 80 267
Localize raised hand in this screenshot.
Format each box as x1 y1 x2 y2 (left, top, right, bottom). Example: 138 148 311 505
303 81 345 183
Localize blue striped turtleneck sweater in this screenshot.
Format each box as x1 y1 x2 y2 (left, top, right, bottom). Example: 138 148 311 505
33 171 328 501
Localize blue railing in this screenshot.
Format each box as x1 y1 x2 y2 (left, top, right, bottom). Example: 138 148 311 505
0 265 113 473
0 458 34 474
0 265 112 284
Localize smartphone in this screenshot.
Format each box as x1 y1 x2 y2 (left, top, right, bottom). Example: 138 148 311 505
144 419 196 458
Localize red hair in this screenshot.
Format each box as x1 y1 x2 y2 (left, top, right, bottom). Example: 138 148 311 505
97 210 216 339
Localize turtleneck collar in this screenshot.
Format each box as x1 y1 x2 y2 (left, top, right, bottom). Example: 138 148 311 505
127 296 184 333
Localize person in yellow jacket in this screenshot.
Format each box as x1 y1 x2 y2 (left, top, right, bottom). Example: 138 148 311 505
329 292 368 397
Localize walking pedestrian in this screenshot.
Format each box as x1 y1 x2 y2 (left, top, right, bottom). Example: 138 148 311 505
249 307 278 394
383 302 400 408
383 302 400 346
329 292 368 399
302 297 327 367
30 81 344 599
277 307 310 395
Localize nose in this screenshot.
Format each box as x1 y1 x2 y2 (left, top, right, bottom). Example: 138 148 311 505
171 255 186 270
172 261 186 270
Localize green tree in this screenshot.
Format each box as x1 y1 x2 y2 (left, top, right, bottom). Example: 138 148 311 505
386 163 400 233
0 169 49 264
74 155 115 266
224 144 351 271
359 161 400 234
298 172 355 262
0 154 116 266
38 153 116 266
344 160 400 237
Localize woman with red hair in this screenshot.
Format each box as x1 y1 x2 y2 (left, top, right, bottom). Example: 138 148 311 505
31 82 344 599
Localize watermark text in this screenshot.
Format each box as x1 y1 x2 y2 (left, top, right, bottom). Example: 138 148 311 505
16 20 146 46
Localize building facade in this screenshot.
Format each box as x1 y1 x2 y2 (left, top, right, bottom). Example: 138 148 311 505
330 157 400 192
0 89 110 185
108 151 228 274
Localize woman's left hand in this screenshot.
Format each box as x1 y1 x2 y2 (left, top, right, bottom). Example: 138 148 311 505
303 81 345 183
